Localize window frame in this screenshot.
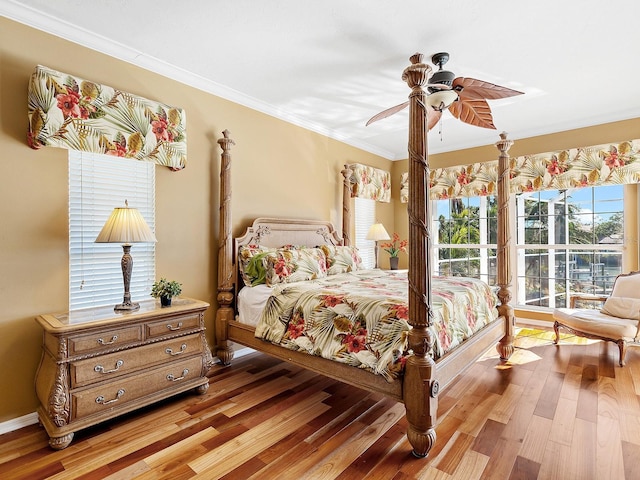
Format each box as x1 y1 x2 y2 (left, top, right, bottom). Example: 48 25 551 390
432 195 497 286
431 184 626 311
514 185 624 310
69 151 156 311
354 197 377 269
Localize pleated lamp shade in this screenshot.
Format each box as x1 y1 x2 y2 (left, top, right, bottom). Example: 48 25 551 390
366 223 390 242
95 202 157 244
366 222 390 269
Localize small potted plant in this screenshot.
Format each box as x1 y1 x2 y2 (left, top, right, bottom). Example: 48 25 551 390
380 233 408 270
151 277 182 307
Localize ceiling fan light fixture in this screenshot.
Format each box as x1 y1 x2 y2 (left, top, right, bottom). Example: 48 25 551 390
427 70 455 92
427 89 458 111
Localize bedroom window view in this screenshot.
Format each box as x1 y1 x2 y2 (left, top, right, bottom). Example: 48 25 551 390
516 184 624 309
432 184 625 311
433 195 498 286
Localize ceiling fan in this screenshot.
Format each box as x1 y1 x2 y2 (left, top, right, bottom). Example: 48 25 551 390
366 52 524 130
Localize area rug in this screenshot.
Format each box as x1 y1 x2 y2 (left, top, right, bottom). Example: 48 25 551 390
478 325 593 366
515 326 590 345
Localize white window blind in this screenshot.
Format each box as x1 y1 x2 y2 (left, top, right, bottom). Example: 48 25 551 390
69 151 156 311
354 197 376 269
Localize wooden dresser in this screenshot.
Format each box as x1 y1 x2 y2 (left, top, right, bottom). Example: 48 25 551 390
34 297 213 449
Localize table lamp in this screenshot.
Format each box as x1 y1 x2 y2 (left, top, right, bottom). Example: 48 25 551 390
366 222 390 269
95 200 157 311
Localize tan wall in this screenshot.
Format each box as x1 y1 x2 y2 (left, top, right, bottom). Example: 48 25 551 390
0 17 392 423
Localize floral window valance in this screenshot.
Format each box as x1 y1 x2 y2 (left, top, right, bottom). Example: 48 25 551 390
400 139 640 202
27 65 187 170
348 163 391 202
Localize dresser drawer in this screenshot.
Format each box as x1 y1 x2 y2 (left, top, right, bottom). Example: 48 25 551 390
70 334 203 388
71 356 203 420
68 325 143 356
145 312 202 339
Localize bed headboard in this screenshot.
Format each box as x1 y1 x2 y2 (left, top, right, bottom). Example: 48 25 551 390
235 217 342 250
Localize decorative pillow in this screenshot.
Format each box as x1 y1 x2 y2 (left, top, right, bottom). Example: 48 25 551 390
264 247 327 286
280 244 307 250
601 296 640 320
319 245 362 275
238 245 275 286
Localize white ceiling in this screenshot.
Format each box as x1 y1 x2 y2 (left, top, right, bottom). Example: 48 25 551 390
4 0 640 159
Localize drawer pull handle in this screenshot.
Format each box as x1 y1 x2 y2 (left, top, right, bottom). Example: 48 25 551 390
96 389 125 405
167 322 183 331
165 344 187 356
94 359 124 374
167 369 189 382
97 335 118 345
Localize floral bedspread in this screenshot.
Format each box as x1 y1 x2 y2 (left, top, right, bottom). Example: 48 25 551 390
254 270 498 381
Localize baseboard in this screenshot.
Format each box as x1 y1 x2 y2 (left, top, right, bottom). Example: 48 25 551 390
516 318 554 329
0 412 39 435
212 346 255 363
233 347 256 358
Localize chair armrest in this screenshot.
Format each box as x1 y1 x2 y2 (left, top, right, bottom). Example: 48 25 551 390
570 293 609 308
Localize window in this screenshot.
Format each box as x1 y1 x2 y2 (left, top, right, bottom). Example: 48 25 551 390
516 185 623 309
354 197 376 269
69 151 156 310
433 195 497 286
432 185 625 311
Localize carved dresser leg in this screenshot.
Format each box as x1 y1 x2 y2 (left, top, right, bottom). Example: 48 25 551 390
49 433 74 450
196 382 210 395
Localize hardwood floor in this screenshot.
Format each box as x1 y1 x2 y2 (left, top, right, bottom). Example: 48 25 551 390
2 327 640 479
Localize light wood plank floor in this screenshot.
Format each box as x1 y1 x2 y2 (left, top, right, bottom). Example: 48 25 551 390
2 327 640 479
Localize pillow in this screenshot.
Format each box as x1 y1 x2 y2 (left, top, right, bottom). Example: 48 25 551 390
280 244 307 250
238 245 275 286
320 245 362 275
264 247 327 286
601 296 640 321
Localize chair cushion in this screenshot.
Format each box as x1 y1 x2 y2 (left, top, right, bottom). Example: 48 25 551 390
553 308 640 341
601 297 640 320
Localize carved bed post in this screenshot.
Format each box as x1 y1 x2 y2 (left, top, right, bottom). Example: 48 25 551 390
402 53 437 458
495 132 515 359
215 130 235 365
341 164 353 246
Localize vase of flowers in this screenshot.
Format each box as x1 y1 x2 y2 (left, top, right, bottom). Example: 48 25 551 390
151 278 182 307
380 233 407 270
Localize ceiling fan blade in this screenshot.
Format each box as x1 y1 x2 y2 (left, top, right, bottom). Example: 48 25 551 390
448 98 496 129
366 101 409 126
453 77 524 100
427 110 442 131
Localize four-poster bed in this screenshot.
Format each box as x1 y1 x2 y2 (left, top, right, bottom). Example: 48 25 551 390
214 54 515 458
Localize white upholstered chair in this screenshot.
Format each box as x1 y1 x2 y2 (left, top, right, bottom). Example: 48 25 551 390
553 271 640 366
